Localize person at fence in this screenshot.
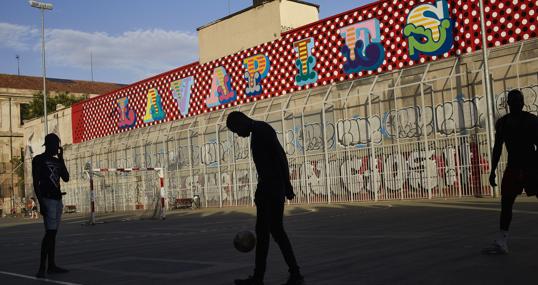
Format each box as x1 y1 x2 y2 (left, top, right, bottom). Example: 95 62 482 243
227 111 304 285
31 197 39 219
32 133 70 277
486 89 538 254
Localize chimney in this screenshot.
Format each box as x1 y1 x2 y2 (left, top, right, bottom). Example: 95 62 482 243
253 0 271 7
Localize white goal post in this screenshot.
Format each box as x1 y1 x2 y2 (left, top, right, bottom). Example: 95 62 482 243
85 167 166 225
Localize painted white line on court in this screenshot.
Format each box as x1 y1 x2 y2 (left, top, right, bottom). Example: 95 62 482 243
0 270 83 285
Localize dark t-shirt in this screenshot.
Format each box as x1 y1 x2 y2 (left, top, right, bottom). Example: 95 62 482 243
495 111 538 169
32 153 69 200
250 121 292 200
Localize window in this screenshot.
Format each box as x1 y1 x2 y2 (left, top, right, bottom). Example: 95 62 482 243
19 103 30 125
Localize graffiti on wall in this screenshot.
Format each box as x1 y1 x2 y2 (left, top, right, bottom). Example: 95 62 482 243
293 38 318 86
335 95 486 146
143 88 166 123
336 115 383 147
243 54 270 96
287 142 488 196
340 18 385 74
200 139 235 167
171 76 195 116
184 170 252 203
117 97 137 129
494 85 538 118
282 122 335 155
403 0 454 60
207 66 236 108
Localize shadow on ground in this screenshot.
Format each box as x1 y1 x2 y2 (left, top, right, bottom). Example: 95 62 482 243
0 197 536 285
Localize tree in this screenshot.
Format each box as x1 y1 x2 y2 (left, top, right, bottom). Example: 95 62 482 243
22 91 88 121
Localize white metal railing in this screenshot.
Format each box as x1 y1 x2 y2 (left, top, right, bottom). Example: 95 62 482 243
23 39 538 213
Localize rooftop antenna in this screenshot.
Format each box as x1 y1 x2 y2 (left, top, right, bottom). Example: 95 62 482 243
90 50 94 81
15 55 20 76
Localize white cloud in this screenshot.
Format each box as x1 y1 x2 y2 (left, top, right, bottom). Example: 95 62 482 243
45 28 199 81
0 23 38 50
0 22 199 83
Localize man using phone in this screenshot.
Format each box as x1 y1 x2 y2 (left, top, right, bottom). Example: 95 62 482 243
227 112 303 285
32 133 70 278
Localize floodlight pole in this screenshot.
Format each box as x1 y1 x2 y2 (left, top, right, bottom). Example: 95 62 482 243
29 0 53 137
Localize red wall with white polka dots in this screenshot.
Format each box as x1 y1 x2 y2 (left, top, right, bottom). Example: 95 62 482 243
71 0 537 144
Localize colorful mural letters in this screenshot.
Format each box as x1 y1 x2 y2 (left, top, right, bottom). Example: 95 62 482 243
171 76 194 116
72 0 535 144
293 38 318 86
143 88 166 123
403 0 454 60
207 66 236 108
117 97 136 129
243 54 270 96
340 18 385 74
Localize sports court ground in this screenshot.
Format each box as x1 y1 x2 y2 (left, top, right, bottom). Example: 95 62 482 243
1 197 537 285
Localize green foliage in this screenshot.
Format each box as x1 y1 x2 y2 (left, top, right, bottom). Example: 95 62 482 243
19 103 31 122
23 91 87 121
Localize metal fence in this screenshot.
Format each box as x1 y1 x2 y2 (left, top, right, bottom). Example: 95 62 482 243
29 39 538 214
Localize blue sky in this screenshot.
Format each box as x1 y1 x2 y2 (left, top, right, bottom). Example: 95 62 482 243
0 0 374 84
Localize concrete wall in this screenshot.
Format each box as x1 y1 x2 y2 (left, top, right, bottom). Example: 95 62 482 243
0 89 33 199
279 0 318 32
198 0 318 63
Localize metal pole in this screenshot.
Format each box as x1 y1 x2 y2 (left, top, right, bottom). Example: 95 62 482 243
300 112 309 204
216 124 223 208
16 55 20 76
479 0 497 197
89 169 96 225
321 86 333 204
419 64 432 199
367 76 379 201
391 70 404 200
187 126 195 200
9 98 15 211
158 168 166 219
41 8 48 136
90 50 94 82
230 129 238 206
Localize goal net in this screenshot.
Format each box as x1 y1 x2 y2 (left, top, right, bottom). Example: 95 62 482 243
84 167 166 225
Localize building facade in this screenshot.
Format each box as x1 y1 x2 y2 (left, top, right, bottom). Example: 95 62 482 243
0 74 123 215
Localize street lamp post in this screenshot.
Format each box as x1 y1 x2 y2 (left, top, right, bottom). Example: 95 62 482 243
15 55 20 76
29 0 53 137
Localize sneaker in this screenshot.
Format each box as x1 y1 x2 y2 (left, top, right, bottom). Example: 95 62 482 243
282 273 305 285
494 231 509 251
482 238 509 255
35 270 46 278
47 266 70 274
494 238 509 254
234 276 264 285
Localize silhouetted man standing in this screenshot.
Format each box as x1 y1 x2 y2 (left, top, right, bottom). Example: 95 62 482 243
32 133 70 277
227 112 303 285
487 89 538 254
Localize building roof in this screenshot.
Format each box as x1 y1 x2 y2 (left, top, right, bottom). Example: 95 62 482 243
0 73 126 95
197 0 319 31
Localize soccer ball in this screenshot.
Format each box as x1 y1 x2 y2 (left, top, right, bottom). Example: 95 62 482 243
234 231 256 253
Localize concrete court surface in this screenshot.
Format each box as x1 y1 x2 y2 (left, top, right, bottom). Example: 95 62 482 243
0 197 537 285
